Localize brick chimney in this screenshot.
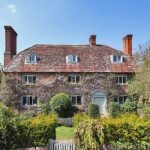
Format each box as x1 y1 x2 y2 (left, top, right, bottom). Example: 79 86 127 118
89 35 96 46
4 26 17 66
123 34 133 56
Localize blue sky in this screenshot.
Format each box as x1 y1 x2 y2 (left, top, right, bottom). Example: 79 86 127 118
0 0 150 64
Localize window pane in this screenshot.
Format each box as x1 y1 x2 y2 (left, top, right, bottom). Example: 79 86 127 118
33 76 36 83
124 96 127 102
23 76 27 83
30 54 36 63
23 97 27 105
72 96 76 105
77 96 81 105
29 96 33 105
76 76 80 83
114 96 118 102
33 97 37 105
113 56 117 62
72 55 76 62
123 76 127 84
119 96 123 104
28 76 32 83
118 56 121 62
119 77 122 83
115 77 118 84
68 76 71 82
72 76 76 83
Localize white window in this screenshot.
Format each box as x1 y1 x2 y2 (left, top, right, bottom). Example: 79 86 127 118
114 95 127 104
22 75 37 84
71 95 82 105
115 75 127 85
68 74 80 83
25 54 37 64
111 55 123 63
22 96 38 106
66 54 79 63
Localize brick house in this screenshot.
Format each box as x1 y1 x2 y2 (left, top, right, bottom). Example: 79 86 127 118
3 26 135 115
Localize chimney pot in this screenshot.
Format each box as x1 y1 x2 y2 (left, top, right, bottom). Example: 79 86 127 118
89 35 96 46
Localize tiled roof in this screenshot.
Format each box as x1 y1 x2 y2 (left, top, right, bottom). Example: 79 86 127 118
4 44 135 73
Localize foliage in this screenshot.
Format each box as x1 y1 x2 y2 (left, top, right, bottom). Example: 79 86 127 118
56 126 74 140
143 106 150 120
74 113 150 150
0 103 58 149
103 113 150 149
88 103 100 118
74 118 104 150
129 43 150 103
73 113 88 127
121 100 138 113
40 102 51 115
50 92 72 117
109 102 121 118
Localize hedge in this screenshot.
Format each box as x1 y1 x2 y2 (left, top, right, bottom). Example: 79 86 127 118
88 103 100 118
74 113 150 150
0 103 58 149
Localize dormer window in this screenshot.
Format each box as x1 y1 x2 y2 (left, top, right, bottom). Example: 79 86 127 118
25 54 37 64
66 54 79 63
111 55 123 63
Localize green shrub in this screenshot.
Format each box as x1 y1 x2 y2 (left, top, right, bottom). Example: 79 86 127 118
40 102 51 115
109 102 121 118
122 100 138 113
74 114 150 150
88 103 100 118
50 93 72 117
74 118 104 150
73 113 88 127
143 106 150 120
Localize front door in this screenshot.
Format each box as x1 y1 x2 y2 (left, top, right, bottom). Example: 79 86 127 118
92 92 107 115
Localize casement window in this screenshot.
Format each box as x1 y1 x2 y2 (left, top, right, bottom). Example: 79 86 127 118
114 95 127 104
115 75 127 85
66 54 79 63
21 96 38 106
22 75 37 84
68 74 80 83
111 55 123 63
71 95 82 105
25 54 37 64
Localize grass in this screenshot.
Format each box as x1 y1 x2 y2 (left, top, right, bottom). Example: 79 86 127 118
56 126 74 140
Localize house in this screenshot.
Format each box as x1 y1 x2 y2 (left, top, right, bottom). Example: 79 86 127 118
3 26 135 115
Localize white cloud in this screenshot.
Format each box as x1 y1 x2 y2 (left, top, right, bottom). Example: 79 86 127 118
8 3 16 13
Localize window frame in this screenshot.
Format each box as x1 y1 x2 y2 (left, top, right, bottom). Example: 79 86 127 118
22 75 37 84
25 54 37 64
114 95 127 104
21 95 38 106
115 75 127 85
66 54 79 64
68 74 80 84
71 95 82 105
111 55 123 63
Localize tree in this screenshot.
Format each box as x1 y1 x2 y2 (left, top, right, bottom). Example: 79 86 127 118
128 42 150 104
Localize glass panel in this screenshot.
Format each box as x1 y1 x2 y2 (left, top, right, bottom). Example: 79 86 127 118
30 54 36 63
68 76 71 82
72 55 76 62
28 76 33 83
23 76 27 83
77 96 81 105
123 76 127 84
33 76 36 83
118 56 121 62
29 96 33 105
33 97 37 105
119 77 122 84
22 97 27 105
113 56 117 62
72 96 76 105
72 76 76 83
76 76 80 83
119 96 124 104
115 77 118 84
114 96 118 102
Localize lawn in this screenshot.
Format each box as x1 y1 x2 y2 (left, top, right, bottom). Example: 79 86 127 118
56 126 74 140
